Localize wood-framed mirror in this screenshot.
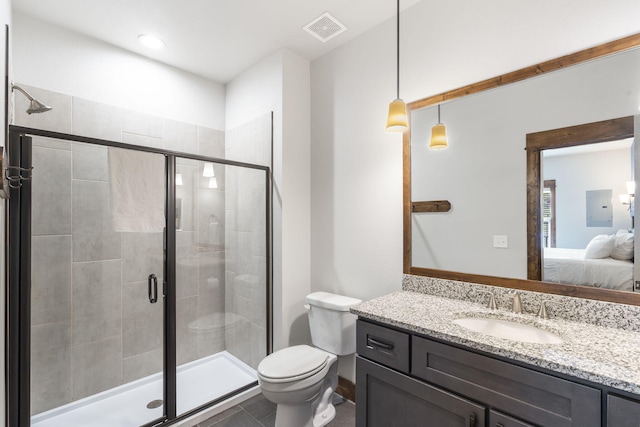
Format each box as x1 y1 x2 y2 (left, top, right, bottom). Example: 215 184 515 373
403 33 640 306
526 116 635 284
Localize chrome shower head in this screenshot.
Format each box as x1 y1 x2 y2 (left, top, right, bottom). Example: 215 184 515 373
12 83 53 114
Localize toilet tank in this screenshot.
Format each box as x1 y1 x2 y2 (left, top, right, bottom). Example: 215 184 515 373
306 292 362 356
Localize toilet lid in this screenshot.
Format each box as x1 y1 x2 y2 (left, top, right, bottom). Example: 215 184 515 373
258 345 329 382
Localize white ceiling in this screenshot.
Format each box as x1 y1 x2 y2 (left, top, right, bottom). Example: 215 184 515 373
13 0 421 84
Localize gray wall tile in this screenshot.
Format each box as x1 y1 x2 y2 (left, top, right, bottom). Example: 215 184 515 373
32 146 72 236
250 323 267 369
122 349 163 384
72 142 108 181
123 110 163 138
198 127 225 158
175 164 197 232
32 135 71 151
72 260 122 345
31 321 72 415
122 132 163 149
176 296 198 366
72 337 122 399
196 317 225 359
31 235 71 326
72 97 122 141
226 318 251 367
198 189 225 246
164 119 197 154
121 232 164 283
72 180 121 261
122 281 163 358
176 232 199 299
251 187 267 257
198 251 225 316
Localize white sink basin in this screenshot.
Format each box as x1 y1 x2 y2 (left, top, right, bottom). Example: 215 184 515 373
453 317 563 344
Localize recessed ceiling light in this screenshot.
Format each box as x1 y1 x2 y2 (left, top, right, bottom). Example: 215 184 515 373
138 34 166 50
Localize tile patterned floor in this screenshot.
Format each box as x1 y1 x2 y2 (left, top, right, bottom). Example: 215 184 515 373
194 394 355 427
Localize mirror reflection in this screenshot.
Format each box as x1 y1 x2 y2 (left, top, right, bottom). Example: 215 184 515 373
541 139 634 291
408 40 640 297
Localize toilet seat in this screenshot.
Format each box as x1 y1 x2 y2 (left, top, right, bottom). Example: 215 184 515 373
258 345 330 384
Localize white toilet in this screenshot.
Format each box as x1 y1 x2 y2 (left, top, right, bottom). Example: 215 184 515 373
257 291 362 427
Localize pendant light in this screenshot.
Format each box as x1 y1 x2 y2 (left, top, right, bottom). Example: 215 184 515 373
385 0 408 132
203 162 214 177
429 104 449 149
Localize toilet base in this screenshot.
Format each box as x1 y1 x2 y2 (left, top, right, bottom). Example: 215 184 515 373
268 354 339 427
274 402 336 427
312 402 336 427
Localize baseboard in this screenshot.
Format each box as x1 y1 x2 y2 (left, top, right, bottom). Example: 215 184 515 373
336 376 356 403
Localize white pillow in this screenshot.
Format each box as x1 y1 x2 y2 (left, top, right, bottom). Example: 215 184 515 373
584 234 616 259
611 230 634 261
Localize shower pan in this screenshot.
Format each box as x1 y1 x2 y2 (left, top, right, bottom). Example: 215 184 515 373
6 125 272 427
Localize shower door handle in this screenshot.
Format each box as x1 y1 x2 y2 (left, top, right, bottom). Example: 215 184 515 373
148 274 158 304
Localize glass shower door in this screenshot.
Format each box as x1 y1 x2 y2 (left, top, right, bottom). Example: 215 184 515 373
174 158 267 416
28 138 168 427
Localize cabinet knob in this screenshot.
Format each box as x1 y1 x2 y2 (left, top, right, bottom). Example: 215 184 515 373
468 413 477 427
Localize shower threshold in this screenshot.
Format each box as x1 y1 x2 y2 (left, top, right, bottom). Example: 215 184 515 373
31 351 258 427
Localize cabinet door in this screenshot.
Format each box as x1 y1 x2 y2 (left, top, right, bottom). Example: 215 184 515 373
607 394 640 426
489 410 535 427
356 356 485 427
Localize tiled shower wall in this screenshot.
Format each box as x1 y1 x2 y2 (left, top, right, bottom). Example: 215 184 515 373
224 114 271 369
14 85 270 414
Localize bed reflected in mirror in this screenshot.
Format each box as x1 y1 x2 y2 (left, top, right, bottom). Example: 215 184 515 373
540 139 635 291
525 115 637 293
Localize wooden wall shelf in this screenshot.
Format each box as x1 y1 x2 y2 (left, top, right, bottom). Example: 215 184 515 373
411 200 451 213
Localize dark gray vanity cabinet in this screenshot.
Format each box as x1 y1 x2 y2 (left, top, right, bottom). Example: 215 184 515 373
356 319 602 427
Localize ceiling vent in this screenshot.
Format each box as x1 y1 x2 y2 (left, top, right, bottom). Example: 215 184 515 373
303 12 347 43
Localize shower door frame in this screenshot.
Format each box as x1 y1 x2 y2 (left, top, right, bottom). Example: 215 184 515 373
6 125 273 427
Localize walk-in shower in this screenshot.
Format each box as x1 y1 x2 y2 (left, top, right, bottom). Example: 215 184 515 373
6 120 272 426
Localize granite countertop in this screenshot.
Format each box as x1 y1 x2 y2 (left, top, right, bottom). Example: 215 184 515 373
351 290 640 395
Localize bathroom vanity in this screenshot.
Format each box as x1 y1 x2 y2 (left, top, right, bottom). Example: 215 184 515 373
352 284 640 427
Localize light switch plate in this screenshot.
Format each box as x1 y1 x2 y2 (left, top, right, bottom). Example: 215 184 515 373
493 235 508 248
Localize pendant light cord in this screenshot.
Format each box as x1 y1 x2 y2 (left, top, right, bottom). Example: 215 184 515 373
437 104 441 123
396 0 400 99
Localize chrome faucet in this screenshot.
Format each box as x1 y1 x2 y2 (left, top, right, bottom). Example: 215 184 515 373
478 290 498 310
511 292 522 314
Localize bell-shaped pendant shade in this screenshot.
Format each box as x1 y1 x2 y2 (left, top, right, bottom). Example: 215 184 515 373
386 99 408 132
429 123 448 150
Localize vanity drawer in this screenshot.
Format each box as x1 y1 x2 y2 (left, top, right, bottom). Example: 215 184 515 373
357 320 410 373
607 394 640 426
489 410 534 427
411 337 601 427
